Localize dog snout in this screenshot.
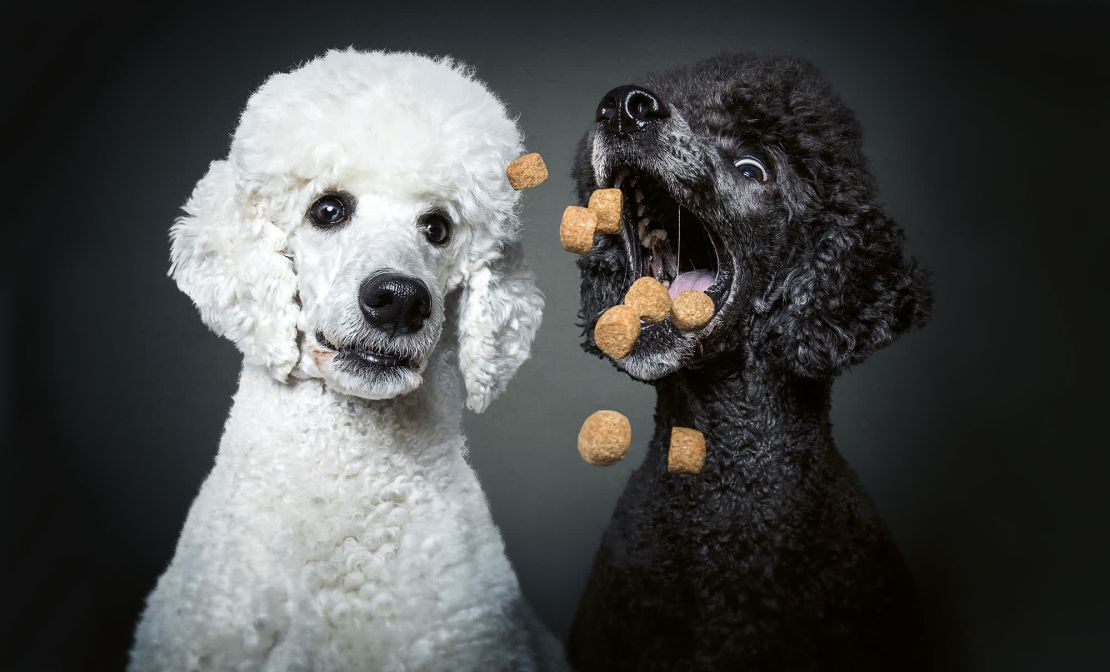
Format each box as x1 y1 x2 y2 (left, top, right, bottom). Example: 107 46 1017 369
359 273 432 334
596 85 670 134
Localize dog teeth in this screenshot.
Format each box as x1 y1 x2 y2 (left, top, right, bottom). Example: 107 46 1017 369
637 218 649 239
634 189 644 203
636 204 646 217
641 228 668 249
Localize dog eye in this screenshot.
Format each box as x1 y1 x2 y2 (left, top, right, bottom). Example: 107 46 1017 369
734 156 769 183
418 211 451 246
308 194 351 228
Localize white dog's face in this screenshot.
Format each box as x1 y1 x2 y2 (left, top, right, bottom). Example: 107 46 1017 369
170 50 543 409
287 185 457 399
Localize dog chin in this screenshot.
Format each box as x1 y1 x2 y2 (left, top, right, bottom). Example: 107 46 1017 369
616 348 688 382
321 361 425 400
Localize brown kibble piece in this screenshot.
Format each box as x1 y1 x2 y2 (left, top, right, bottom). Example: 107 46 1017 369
560 206 597 255
671 291 715 330
594 305 641 360
624 277 671 322
506 152 549 190
588 188 623 234
578 410 632 466
668 426 706 474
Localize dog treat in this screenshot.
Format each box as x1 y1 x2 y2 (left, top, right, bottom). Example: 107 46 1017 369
588 188 623 234
561 206 597 255
578 410 632 466
671 291 715 330
506 152 549 190
594 304 641 359
667 426 706 474
624 277 671 322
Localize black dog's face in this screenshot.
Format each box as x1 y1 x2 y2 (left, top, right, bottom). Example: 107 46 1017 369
575 60 806 380
574 54 931 382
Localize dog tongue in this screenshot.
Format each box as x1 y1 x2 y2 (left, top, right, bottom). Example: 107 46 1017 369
668 270 715 298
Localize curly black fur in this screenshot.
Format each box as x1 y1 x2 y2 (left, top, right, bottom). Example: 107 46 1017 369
567 54 932 671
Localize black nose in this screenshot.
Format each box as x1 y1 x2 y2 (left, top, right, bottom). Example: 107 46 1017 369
596 85 669 134
359 273 432 334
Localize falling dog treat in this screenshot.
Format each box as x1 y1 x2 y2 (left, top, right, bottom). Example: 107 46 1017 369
506 152 548 190
668 426 706 474
624 277 671 322
587 188 623 234
578 410 632 466
594 305 641 360
671 291 715 330
560 206 597 255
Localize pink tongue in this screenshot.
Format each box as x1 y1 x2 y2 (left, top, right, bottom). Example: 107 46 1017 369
668 270 715 298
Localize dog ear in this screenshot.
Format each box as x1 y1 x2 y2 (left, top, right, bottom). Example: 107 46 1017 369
169 160 301 381
457 240 544 413
759 204 932 378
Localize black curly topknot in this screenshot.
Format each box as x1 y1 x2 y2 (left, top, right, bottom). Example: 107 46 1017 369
568 53 932 670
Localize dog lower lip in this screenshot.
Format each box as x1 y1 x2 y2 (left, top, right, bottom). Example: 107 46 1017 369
315 331 413 368
351 350 407 367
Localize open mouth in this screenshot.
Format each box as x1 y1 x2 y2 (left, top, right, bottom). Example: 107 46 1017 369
610 168 730 304
315 331 414 370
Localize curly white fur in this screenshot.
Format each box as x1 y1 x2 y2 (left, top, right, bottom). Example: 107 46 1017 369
129 49 559 671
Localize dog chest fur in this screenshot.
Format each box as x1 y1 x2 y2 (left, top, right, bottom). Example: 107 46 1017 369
131 352 543 671
569 359 922 670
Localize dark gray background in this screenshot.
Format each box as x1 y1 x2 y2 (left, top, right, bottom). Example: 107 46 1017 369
4 0 1108 669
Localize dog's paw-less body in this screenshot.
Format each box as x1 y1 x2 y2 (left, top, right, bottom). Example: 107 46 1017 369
568 54 931 670
133 359 554 672
569 361 920 670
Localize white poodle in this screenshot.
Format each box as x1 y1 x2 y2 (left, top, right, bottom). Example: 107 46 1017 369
129 49 562 672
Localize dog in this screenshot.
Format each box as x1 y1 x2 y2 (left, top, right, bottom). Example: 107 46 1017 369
129 49 563 671
566 54 932 670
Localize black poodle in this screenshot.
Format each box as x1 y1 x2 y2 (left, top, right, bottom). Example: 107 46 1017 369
567 54 933 670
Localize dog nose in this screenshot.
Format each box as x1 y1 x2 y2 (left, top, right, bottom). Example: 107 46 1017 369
596 85 669 134
359 273 432 334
